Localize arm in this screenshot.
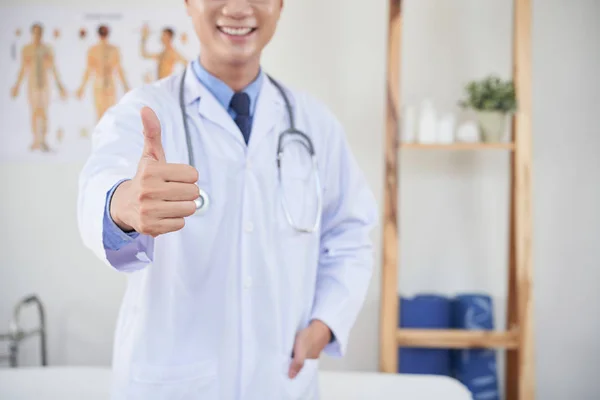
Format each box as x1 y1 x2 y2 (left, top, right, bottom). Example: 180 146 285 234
77 89 155 272
77 51 92 98
48 48 67 99
11 48 28 97
175 49 187 66
140 37 158 60
309 118 379 358
140 24 158 60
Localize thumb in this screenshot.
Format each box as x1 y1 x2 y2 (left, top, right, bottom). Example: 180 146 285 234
288 335 307 379
141 106 165 162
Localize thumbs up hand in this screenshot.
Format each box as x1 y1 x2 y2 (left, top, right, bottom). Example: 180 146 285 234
110 107 200 237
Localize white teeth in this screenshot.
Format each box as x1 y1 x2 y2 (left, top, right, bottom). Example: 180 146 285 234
219 26 253 36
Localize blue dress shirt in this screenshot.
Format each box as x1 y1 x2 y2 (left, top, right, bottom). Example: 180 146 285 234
191 59 263 122
103 60 265 251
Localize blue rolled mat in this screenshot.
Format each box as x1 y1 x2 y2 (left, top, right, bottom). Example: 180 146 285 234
451 294 500 400
398 294 452 376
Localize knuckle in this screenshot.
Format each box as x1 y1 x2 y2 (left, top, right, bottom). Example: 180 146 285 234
137 221 150 235
138 204 151 217
147 228 160 238
136 190 151 203
188 185 200 199
139 165 153 181
189 168 199 182
178 165 198 182
186 201 197 215
150 223 163 237
140 163 162 182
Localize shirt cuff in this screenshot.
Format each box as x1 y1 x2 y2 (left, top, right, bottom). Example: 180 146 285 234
102 179 139 251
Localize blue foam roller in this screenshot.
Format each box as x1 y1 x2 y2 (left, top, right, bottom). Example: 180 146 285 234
451 294 500 400
398 294 452 376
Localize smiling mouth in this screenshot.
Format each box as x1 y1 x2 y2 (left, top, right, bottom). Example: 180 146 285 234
217 26 257 37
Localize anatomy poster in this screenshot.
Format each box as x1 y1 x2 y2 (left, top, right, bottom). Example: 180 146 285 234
0 6 199 162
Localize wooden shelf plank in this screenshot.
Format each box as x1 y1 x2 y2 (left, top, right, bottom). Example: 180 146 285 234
400 142 515 151
396 329 519 349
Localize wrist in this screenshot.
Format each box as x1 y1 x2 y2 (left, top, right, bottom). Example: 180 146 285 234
309 319 332 349
110 180 134 232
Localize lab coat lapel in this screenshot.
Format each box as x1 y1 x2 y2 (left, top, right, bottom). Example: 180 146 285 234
196 80 246 147
248 77 286 151
182 65 285 150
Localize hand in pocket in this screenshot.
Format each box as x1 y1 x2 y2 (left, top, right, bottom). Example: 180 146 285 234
288 320 332 379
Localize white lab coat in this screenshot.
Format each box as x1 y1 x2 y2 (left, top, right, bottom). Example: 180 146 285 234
77 64 378 400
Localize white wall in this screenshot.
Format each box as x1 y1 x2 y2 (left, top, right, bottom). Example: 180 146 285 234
1 0 599 399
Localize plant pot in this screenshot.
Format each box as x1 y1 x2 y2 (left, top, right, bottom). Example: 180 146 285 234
475 111 508 143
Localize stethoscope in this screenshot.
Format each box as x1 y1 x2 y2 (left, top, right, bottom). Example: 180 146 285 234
178 67 322 234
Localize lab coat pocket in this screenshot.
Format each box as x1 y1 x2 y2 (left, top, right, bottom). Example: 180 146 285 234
129 360 218 400
281 356 319 400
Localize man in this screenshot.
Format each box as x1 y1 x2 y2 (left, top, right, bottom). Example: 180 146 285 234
76 25 130 121
10 23 67 152
77 1 378 399
141 24 187 80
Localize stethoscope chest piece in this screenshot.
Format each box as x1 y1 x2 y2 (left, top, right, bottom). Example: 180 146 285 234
194 187 210 215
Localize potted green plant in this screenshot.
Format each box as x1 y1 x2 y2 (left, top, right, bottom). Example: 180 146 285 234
458 75 517 142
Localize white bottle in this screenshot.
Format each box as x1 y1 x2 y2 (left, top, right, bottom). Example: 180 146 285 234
418 100 437 144
437 113 456 144
456 121 481 143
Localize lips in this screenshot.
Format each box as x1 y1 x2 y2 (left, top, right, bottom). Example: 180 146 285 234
217 26 256 37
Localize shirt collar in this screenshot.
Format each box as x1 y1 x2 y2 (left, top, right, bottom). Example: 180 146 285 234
191 58 264 116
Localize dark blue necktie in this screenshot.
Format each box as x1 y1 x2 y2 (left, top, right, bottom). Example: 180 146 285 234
230 92 251 144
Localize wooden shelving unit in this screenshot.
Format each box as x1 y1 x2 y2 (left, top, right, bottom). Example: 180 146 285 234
401 142 516 151
379 1 534 399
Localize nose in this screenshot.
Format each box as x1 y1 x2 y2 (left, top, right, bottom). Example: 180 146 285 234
222 0 253 18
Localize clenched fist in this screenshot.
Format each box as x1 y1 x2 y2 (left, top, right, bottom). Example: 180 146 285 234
110 106 200 237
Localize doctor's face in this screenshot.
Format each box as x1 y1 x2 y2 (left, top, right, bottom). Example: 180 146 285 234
186 0 283 67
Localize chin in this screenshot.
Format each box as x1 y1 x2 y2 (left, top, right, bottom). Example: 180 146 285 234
221 50 258 67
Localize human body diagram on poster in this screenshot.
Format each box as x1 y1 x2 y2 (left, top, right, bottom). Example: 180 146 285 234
2 7 197 161
10 24 67 152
